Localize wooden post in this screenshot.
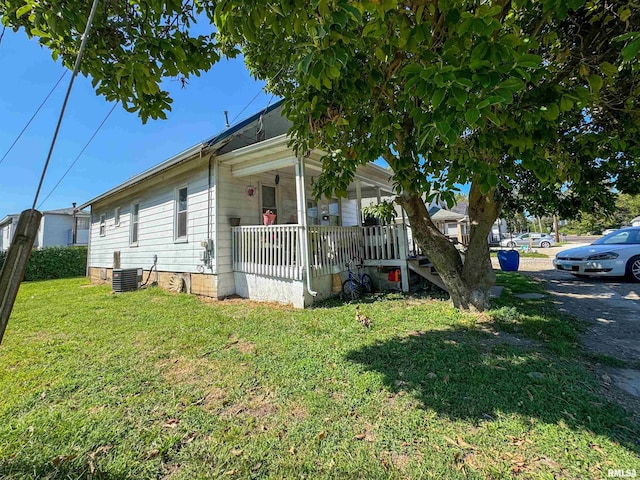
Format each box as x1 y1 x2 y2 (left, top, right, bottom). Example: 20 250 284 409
0 209 42 344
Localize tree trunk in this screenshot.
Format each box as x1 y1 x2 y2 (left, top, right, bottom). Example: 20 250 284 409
397 184 501 312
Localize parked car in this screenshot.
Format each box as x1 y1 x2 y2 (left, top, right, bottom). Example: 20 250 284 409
602 228 618 235
500 233 556 248
553 226 640 281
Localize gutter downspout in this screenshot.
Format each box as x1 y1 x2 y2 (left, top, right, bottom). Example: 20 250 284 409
86 206 92 278
296 155 317 297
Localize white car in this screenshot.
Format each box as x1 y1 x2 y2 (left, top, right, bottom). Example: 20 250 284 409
500 232 555 248
553 227 640 281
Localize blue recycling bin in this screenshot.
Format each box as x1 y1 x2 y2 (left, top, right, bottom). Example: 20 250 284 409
497 250 520 272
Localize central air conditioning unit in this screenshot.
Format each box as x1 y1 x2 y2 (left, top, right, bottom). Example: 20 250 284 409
112 268 143 293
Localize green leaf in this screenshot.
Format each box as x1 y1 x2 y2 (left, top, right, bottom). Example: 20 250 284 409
488 173 499 187
16 4 32 18
621 37 640 61
431 89 445 110
464 108 480 125
588 74 604 93
517 54 541 68
451 86 467 105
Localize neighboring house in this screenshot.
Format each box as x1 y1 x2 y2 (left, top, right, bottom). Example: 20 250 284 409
630 215 640 227
81 101 445 308
0 214 20 252
0 206 89 252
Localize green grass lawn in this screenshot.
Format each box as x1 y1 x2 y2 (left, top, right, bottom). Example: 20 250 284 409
0 277 638 479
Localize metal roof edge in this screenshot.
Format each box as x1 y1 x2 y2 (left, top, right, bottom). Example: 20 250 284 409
203 99 285 148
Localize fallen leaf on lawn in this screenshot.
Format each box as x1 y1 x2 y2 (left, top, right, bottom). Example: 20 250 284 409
163 418 180 428
525 388 533 401
590 444 605 455
562 410 576 421
224 469 236 476
88 445 114 459
317 430 326 440
289 446 296 455
426 372 437 379
251 462 263 471
432 444 442 452
602 374 612 384
182 432 197 444
442 374 450 383
230 448 243 457
146 449 159 459
51 454 77 466
444 436 458 446
354 433 366 440
456 436 474 449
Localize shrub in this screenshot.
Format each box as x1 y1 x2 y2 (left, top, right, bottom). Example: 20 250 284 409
0 246 87 281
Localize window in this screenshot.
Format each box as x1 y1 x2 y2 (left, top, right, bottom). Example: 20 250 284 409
307 199 318 225
130 203 139 245
261 185 277 218
328 198 340 226
114 207 120 227
99 214 106 237
175 186 188 240
76 217 89 230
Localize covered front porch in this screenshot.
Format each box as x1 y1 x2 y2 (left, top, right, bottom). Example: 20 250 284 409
216 134 436 307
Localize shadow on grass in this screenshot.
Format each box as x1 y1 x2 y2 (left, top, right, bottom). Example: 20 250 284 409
345 327 640 452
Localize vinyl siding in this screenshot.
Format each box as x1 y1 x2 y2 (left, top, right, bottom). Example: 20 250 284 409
88 164 213 274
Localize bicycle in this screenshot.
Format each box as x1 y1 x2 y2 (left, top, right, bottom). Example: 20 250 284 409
342 259 373 300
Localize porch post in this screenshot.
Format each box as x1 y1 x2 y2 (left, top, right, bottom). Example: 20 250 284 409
376 187 381 204
296 156 317 297
355 180 362 226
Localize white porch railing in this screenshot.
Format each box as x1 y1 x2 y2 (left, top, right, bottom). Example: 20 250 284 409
232 224 409 280
232 225 303 280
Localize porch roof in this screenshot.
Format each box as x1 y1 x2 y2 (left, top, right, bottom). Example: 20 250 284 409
216 134 395 195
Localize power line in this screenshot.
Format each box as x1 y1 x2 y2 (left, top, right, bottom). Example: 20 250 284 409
228 66 285 126
229 89 265 126
0 70 68 166
38 102 118 209
32 0 101 210
0 25 6 47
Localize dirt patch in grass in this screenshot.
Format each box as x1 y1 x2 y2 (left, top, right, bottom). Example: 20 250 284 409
159 357 244 386
222 388 279 420
225 335 256 355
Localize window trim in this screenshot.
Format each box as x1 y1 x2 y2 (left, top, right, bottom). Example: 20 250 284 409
114 207 121 227
174 185 188 243
130 202 140 246
99 214 106 237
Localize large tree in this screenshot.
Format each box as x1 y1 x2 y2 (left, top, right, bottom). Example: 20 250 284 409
3 0 639 310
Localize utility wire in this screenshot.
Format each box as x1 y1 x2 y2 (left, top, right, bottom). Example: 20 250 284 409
38 102 118 209
32 0 101 210
0 70 68 166
0 25 6 47
229 89 265 126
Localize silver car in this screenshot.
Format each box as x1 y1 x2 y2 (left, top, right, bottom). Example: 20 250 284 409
553 227 640 281
500 233 556 248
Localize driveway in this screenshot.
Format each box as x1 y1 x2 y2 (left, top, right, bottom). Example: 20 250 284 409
493 245 640 406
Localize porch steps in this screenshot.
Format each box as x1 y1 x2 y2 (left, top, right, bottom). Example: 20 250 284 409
407 258 447 292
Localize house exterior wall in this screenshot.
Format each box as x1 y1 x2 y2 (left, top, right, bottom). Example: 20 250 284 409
87 156 214 282
0 216 18 251
215 165 310 298
39 214 74 248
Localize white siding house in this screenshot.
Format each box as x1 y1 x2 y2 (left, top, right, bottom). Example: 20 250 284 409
0 207 89 252
82 102 452 306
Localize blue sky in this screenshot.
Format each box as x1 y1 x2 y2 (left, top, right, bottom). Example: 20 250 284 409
0 31 272 215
